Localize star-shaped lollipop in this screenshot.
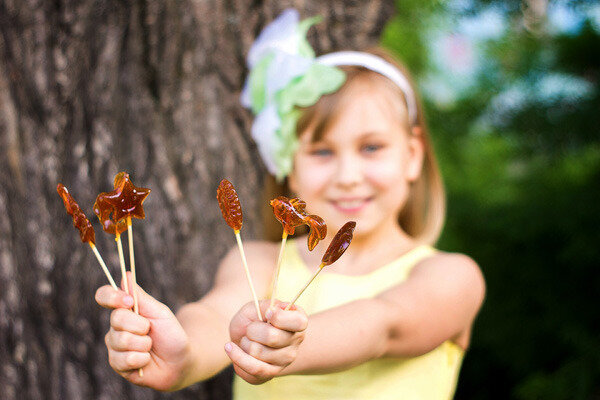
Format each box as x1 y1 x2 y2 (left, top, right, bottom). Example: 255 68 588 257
102 172 151 221
99 172 150 377
94 173 130 300
100 173 151 320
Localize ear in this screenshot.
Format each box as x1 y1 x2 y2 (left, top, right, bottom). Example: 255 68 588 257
406 126 425 182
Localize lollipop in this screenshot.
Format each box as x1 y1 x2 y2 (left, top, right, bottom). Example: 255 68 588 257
94 172 130 297
57 184 118 291
101 172 150 316
269 196 327 308
100 172 150 377
217 179 263 321
285 221 356 310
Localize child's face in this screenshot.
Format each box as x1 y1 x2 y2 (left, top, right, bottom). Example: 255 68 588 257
288 80 424 238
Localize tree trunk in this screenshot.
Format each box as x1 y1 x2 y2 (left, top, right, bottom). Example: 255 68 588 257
0 1 393 398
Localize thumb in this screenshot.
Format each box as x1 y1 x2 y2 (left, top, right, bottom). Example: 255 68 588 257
123 271 172 319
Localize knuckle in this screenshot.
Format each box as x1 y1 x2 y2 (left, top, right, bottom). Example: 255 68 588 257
118 332 131 349
248 341 262 359
270 310 282 326
141 318 151 334
265 330 278 347
249 364 265 378
108 290 120 306
110 309 122 327
142 336 152 352
281 349 296 365
290 348 298 363
246 322 261 341
295 331 306 345
298 314 308 331
125 352 137 369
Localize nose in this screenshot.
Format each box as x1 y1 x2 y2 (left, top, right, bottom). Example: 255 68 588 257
334 153 362 188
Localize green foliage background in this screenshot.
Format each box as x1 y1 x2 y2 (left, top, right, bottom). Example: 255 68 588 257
382 1 600 398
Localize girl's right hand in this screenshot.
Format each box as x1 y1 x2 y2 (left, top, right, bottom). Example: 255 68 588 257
95 273 191 391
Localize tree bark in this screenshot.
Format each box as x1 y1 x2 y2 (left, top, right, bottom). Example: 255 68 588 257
0 1 393 399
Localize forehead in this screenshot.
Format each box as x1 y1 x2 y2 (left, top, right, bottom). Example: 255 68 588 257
308 77 410 142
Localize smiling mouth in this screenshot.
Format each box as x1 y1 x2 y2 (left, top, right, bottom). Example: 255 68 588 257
330 198 372 213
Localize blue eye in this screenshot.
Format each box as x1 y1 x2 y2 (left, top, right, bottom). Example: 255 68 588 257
310 148 333 157
361 144 382 153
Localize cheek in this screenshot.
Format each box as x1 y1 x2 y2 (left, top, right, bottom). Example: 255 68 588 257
290 157 333 195
365 158 407 188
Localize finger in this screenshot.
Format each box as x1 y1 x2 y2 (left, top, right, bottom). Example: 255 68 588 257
224 342 278 380
123 272 173 319
95 285 134 310
241 299 285 322
108 349 151 372
232 364 260 385
245 321 294 348
236 299 270 323
106 329 152 352
110 308 151 335
266 305 308 333
239 336 296 367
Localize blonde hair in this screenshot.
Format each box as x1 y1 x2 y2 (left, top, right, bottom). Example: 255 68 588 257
261 47 446 246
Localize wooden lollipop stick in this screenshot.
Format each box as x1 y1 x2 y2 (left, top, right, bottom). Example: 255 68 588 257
270 232 288 308
126 217 140 314
285 262 325 311
115 233 129 295
235 231 263 321
126 216 144 377
89 242 119 291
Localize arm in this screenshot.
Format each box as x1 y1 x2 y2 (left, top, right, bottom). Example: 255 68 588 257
174 242 277 386
95 241 277 390
278 252 486 375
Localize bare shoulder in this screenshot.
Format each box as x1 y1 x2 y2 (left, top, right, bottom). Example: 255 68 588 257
411 251 486 310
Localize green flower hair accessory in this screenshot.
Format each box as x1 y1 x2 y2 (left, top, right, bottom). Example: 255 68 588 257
241 9 346 181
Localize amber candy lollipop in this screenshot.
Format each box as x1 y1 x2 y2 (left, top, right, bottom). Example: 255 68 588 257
286 221 356 310
269 196 327 308
101 172 150 314
100 172 150 377
94 173 130 296
217 179 263 321
57 184 118 290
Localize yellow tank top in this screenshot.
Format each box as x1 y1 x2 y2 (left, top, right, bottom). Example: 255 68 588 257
233 240 465 400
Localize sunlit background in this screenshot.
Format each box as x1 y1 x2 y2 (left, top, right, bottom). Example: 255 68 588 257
383 1 600 398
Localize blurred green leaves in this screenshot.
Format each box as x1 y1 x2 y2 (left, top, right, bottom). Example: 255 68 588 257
384 1 600 398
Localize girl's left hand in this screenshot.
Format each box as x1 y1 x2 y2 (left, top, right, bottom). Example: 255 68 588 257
226 300 308 384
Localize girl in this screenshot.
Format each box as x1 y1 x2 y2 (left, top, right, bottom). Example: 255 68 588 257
95 9 485 399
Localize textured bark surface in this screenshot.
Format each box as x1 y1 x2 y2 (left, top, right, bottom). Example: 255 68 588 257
0 1 393 399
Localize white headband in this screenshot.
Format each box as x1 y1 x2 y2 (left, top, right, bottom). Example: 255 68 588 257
317 51 418 125
241 9 421 180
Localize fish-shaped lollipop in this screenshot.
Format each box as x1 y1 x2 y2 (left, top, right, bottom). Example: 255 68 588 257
285 221 356 310
57 183 118 290
269 196 327 307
